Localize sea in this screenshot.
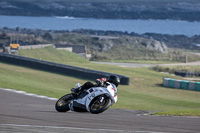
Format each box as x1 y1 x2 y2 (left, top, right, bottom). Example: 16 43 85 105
0 15 200 37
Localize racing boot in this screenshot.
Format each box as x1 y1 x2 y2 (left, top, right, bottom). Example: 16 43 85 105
75 83 81 89
71 83 81 93
69 101 74 111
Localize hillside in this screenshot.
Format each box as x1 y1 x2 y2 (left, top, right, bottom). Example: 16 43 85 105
19 46 89 64
1 28 172 61
1 0 200 21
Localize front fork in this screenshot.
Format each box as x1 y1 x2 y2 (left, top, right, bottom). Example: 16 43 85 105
99 96 105 103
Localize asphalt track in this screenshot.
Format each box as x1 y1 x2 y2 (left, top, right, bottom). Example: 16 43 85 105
92 61 200 68
1 88 200 133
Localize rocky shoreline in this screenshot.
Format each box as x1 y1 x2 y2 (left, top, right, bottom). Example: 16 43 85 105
73 29 200 50
1 0 200 22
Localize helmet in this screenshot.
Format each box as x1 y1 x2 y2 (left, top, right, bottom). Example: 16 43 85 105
108 75 120 87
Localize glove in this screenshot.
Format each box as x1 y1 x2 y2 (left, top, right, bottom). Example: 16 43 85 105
96 79 104 86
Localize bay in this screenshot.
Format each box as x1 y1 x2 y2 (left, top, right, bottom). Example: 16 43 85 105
0 15 200 36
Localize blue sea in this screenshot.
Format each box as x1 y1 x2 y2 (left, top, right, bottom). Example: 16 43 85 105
0 15 200 36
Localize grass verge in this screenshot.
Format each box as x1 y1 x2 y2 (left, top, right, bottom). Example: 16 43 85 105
151 110 200 117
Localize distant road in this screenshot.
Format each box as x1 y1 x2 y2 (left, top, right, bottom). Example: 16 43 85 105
92 61 200 68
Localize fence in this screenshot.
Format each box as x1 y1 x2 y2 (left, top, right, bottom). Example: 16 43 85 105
0 53 129 85
20 44 53 49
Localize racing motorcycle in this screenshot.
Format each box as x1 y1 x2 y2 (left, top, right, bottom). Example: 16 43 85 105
55 83 117 114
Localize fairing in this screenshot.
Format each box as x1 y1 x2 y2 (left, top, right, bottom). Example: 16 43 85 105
71 83 117 112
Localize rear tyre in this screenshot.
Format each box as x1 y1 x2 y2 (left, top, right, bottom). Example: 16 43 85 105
55 94 73 112
89 95 111 114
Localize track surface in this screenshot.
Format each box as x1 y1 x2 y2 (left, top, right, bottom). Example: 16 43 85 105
1 88 200 133
92 61 200 68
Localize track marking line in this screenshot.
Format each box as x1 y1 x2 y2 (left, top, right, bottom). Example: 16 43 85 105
0 88 57 101
0 124 168 133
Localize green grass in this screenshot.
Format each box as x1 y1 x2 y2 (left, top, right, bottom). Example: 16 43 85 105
1 47 200 116
0 62 88 98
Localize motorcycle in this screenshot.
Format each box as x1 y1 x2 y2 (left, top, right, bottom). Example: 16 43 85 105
55 83 117 114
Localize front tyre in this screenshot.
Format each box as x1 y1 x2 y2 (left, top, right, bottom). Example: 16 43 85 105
55 94 73 112
89 95 111 114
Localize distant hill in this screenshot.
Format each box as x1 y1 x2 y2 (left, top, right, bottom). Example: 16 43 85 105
1 0 200 21
1 27 200 62
0 28 169 61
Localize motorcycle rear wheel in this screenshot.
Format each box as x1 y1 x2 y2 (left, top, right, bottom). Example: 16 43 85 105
55 94 73 112
89 95 111 114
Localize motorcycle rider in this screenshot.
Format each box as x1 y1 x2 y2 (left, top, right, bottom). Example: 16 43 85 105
72 75 120 95
69 75 120 112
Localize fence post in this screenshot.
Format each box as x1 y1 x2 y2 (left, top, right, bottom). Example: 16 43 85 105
185 53 188 63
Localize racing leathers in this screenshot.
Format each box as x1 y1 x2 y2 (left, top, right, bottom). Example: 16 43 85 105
72 78 108 94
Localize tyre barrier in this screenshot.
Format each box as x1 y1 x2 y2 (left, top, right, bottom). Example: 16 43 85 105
0 53 129 85
174 71 200 77
163 78 200 91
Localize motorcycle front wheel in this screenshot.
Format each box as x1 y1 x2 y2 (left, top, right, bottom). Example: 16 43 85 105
89 95 111 114
55 94 73 112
